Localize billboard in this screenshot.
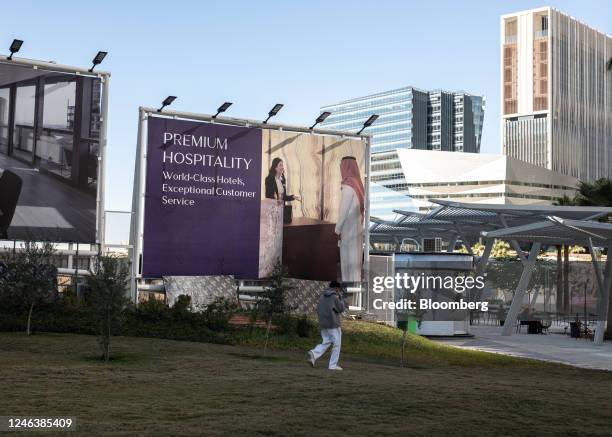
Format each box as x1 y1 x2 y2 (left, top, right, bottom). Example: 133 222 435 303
0 60 105 243
139 115 367 282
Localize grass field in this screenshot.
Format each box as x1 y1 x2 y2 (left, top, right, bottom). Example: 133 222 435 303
1 321 611 436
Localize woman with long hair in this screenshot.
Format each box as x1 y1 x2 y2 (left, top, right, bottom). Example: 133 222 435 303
264 157 301 204
258 157 300 278
335 156 364 283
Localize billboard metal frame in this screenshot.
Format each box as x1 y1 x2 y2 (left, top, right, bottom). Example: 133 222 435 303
0 55 110 253
130 106 372 303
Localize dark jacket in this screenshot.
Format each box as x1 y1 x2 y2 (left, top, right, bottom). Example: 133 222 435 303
316 287 346 329
265 174 295 201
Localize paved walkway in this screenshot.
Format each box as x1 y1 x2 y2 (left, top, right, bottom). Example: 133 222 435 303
434 325 612 371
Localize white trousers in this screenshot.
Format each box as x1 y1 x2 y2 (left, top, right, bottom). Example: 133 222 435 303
310 328 342 368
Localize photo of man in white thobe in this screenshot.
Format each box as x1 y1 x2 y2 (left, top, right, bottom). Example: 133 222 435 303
334 156 365 283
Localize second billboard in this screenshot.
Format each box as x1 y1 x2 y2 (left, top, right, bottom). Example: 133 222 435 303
142 116 366 282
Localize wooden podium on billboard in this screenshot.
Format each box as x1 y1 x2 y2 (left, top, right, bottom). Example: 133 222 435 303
282 217 339 281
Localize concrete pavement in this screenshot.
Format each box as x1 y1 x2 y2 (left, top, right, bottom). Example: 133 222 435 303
434 324 612 371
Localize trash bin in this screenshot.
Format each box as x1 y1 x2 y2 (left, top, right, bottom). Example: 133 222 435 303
570 322 581 338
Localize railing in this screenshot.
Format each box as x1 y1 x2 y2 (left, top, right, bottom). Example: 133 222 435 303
12 124 99 187
534 30 548 38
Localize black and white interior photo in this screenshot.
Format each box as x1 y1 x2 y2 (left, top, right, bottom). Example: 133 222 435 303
0 62 100 243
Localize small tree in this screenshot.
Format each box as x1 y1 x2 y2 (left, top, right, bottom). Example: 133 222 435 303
457 240 512 259
491 240 512 259
258 261 294 355
0 242 58 335
86 256 130 362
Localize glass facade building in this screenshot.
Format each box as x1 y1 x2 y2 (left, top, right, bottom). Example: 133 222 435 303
320 86 485 154
320 86 485 219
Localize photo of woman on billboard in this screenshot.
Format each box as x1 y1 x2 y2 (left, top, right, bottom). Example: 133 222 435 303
264 158 301 209
259 157 301 277
335 156 365 282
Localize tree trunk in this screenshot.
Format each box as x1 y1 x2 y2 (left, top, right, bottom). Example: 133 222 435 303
607 257 612 339
607 291 612 339
104 311 111 362
400 329 407 368
563 245 570 314
556 246 562 313
26 303 34 336
263 316 272 356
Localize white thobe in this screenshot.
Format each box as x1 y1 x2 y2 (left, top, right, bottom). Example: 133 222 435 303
335 185 363 282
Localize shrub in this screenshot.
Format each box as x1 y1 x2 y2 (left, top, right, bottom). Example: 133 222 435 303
86 256 131 362
296 315 315 338
273 314 297 336
136 296 170 322
257 262 295 354
202 296 238 331
0 242 59 335
172 294 192 314
0 293 229 346
271 314 316 338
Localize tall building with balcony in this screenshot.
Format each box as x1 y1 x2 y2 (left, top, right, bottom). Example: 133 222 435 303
501 7 612 182
320 87 485 218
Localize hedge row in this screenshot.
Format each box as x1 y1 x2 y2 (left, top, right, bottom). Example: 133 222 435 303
0 300 228 345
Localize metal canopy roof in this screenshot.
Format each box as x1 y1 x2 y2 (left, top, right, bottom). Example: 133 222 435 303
424 199 612 224
482 216 612 246
370 200 612 247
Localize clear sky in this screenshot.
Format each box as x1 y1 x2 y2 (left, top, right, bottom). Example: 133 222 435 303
2 0 611 216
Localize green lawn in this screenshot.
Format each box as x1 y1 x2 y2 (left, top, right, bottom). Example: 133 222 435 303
1 321 611 436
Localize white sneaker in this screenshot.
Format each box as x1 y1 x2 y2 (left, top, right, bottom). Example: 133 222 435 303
328 366 343 371
307 351 316 367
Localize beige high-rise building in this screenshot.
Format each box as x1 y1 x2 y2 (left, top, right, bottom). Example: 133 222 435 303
501 7 612 182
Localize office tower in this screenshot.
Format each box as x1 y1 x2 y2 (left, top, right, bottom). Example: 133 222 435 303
501 7 612 182
320 86 485 219
321 86 485 154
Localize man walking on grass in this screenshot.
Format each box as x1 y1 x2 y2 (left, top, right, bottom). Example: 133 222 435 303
308 281 347 370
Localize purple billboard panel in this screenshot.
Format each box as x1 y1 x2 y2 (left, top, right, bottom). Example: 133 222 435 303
142 117 262 278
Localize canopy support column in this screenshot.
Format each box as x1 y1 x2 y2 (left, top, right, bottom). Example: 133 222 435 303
472 238 494 302
447 234 458 253
455 225 473 255
588 238 612 345
502 242 541 336
475 238 494 276
499 215 527 265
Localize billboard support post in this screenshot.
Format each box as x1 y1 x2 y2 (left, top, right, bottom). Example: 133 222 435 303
129 108 147 302
97 73 110 254
363 135 372 311
74 243 79 295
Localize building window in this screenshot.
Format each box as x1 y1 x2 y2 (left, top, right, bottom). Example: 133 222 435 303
533 14 548 112
503 18 518 114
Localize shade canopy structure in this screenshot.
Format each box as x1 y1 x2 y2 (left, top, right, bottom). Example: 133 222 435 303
369 215 459 247
482 217 612 246
369 200 612 345
370 200 612 251
425 199 612 223
482 216 612 345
